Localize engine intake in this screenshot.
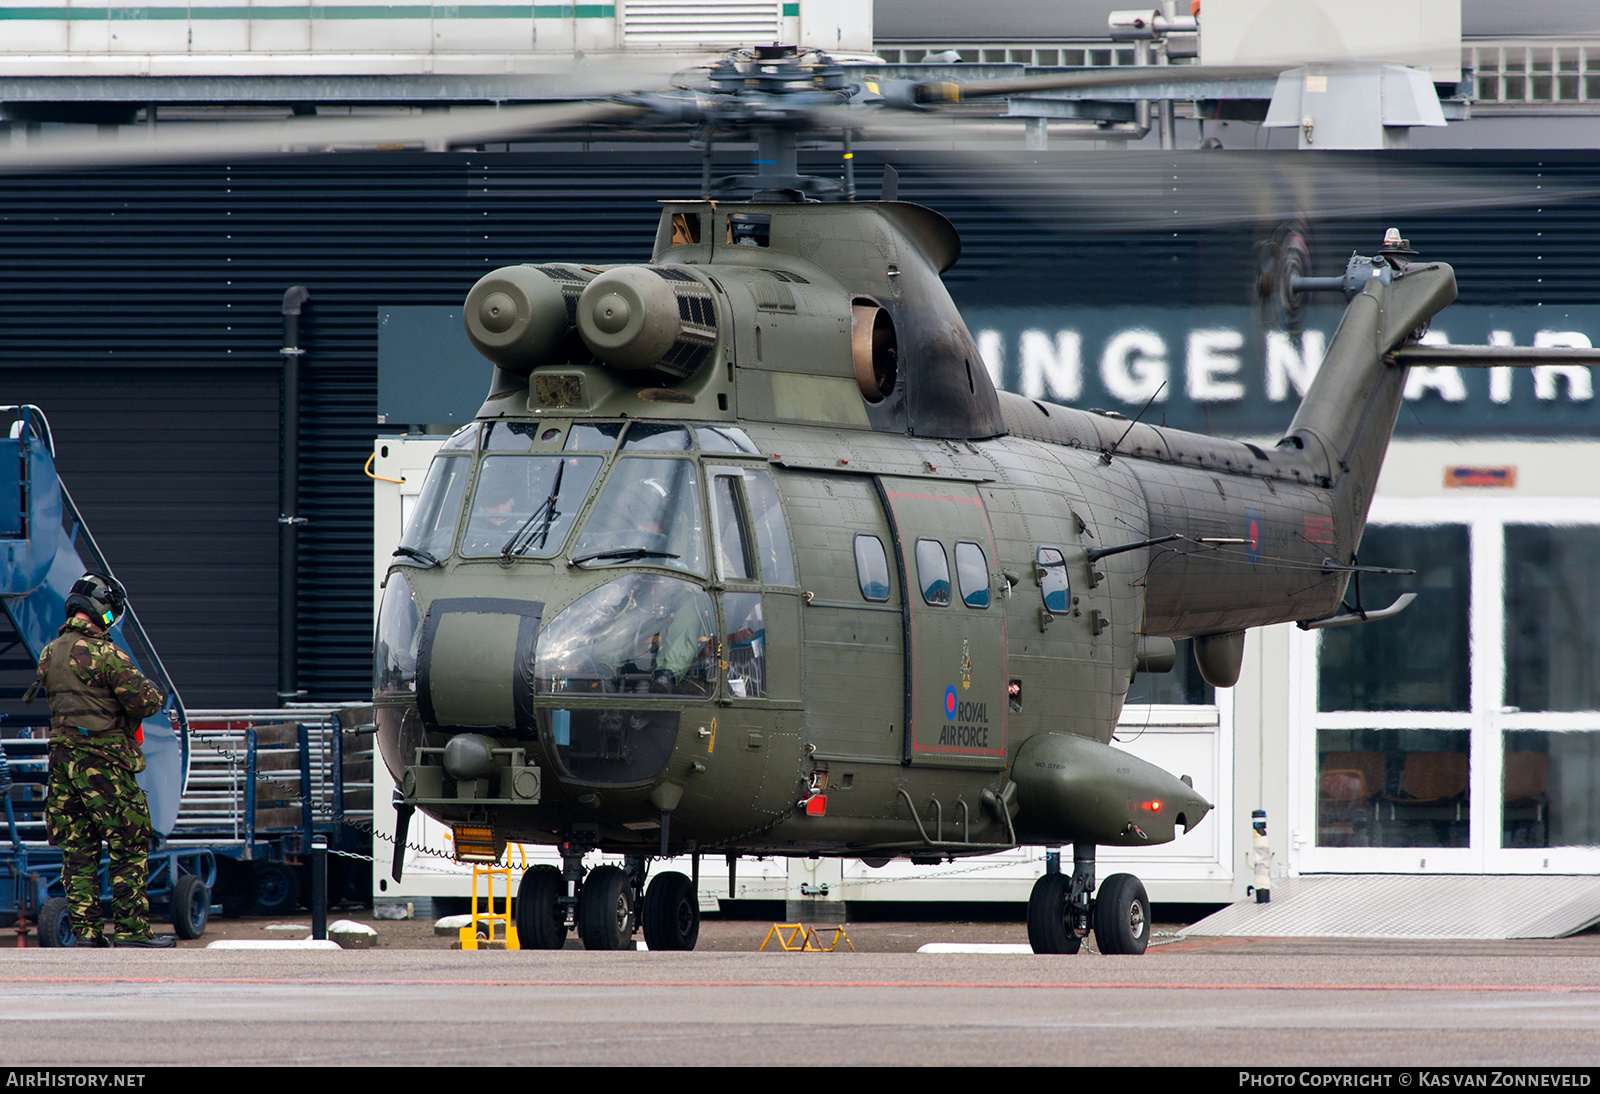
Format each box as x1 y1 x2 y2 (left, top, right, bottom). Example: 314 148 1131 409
577 266 719 379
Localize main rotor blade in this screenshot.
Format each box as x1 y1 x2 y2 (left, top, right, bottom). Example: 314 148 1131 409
0 99 646 173
817 105 1590 231
928 64 1287 101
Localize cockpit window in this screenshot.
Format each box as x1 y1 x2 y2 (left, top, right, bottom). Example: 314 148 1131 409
482 421 547 452
710 471 754 582
564 422 625 452
570 456 707 575
398 455 469 562
535 574 716 698
696 426 761 455
460 454 602 559
620 423 692 452
438 423 479 452
741 468 794 586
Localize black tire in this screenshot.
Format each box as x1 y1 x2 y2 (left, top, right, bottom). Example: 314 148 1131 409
252 862 301 918
1092 873 1151 955
577 864 634 951
641 871 699 952
515 865 568 951
37 896 74 948
170 874 209 940
1025 873 1082 955
211 857 257 918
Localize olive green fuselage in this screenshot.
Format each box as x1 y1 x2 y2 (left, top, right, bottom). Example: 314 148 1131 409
374 198 1458 860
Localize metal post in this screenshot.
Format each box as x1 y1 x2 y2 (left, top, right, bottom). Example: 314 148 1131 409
244 729 258 857
1157 1 1177 150
297 722 314 843
279 286 309 707
311 835 327 940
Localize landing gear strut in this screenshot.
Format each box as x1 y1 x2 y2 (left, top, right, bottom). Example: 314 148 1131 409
1026 844 1152 955
1027 842 1094 954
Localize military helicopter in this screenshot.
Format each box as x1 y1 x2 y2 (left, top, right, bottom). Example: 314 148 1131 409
353 45 1600 957
7 44 1585 956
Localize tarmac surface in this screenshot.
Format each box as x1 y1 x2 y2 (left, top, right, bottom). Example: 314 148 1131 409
5 911 1600 1066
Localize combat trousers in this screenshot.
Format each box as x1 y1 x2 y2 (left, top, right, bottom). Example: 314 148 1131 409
44 742 153 943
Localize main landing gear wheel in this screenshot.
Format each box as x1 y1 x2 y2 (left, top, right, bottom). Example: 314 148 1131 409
1093 873 1151 955
1025 873 1082 955
37 896 74 948
170 874 210 940
516 864 568 950
577 864 635 951
641 871 699 951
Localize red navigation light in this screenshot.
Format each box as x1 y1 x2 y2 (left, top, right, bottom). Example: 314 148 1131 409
1141 800 1162 812
805 794 827 817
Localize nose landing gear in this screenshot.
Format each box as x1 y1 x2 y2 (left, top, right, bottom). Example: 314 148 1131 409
518 841 701 951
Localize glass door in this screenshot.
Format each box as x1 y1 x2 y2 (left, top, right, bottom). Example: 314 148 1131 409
1293 497 1600 875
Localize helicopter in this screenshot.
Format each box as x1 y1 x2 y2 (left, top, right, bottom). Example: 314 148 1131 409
355 45 1600 956
5 43 1586 956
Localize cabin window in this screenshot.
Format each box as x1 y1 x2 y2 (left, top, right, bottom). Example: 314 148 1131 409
571 457 707 576
727 213 771 247
955 541 991 609
459 454 602 559
1036 546 1070 614
670 212 701 245
916 538 952 607
854 534 890 602
710 470 754 582
398 455 469 561
723 592 766 699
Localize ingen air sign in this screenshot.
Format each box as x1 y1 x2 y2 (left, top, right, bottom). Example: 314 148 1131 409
966 305 1600 438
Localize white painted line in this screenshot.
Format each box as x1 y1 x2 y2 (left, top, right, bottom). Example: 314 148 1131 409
917 943 1033 954
205 939 344 950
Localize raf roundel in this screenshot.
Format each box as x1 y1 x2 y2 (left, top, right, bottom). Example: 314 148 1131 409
944 686 958 722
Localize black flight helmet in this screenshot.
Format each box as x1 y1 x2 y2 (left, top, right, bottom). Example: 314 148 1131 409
65 572 127 628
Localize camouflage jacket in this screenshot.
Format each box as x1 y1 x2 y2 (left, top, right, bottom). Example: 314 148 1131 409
37 617 164 747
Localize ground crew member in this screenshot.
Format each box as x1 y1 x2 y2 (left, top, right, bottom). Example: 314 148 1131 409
36 573 173 948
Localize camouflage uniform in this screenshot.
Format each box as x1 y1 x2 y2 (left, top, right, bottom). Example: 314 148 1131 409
37 616 164 945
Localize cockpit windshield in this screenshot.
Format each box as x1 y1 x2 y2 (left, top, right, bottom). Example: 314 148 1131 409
461 454 603 559
569 456 707 575
397 455 469 563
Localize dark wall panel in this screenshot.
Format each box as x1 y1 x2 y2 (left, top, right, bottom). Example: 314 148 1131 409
0 368 279 707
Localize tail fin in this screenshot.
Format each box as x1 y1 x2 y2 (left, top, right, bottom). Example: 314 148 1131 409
1283 262 1457 555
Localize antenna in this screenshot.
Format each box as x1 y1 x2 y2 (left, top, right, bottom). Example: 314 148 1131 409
1101 380 1167 464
